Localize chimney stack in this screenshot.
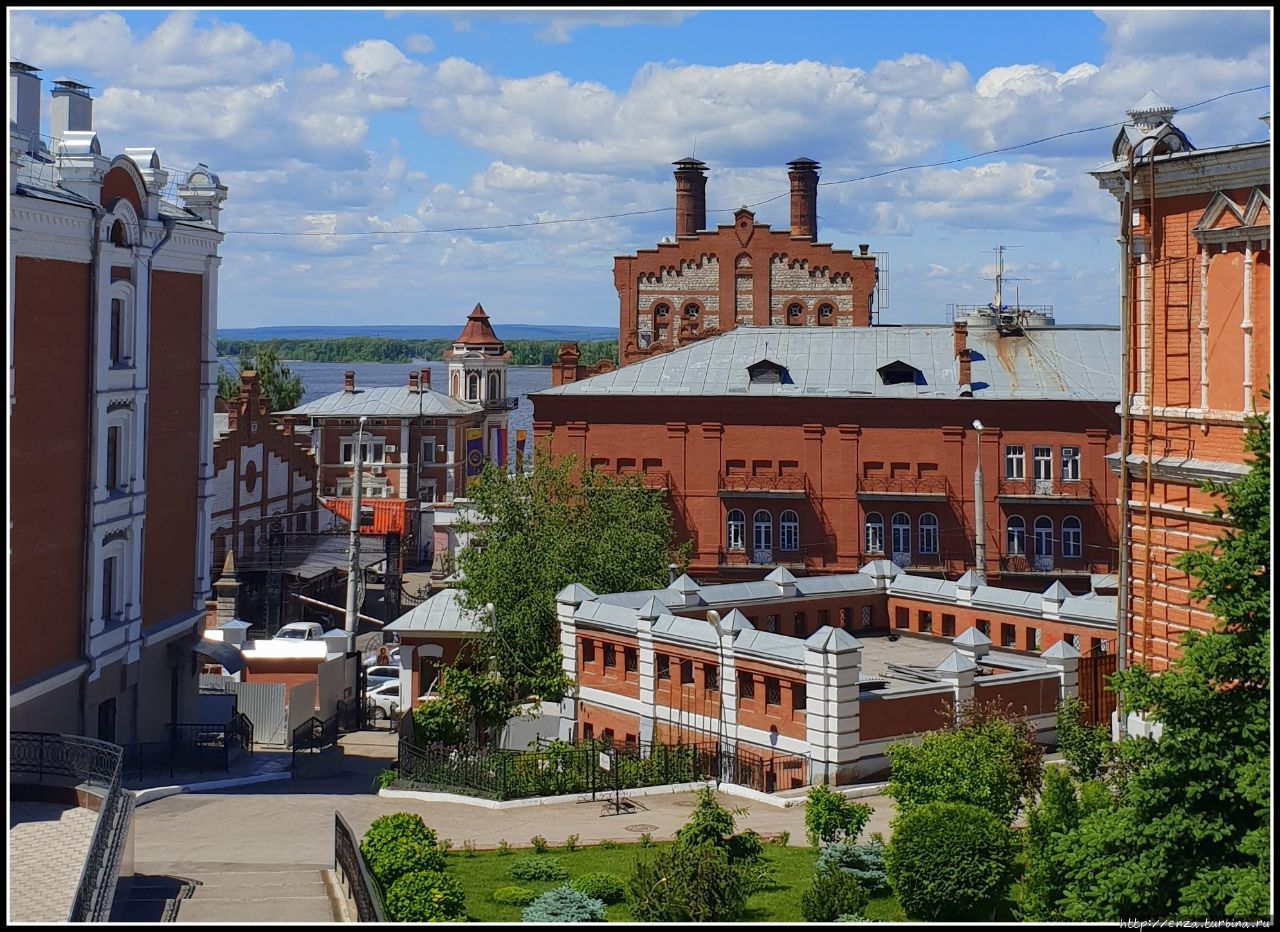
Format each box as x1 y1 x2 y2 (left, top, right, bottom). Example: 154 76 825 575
859 244 870 256
408 370 420 392
10 61 42 154
420 367 431 390
343 370 356 394
787 157 820 242
50 79 93 142
953 321 972 394
672 157 708 237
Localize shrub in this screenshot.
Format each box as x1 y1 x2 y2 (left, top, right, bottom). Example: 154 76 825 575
384 870 466 922
497 839 512 856
804 784 873 847
725 828 764 864
492 886 537 907
571 871 627 905
1056 697 1112 784
361 812 435 854
530 834 549 854
462 839 476 858
599 840 619 850
508 855 569 882
774 830 791 847
801 865 870 922
638 832 653 847
816 839 888 895
521 885 605 923
373 767 398 791
630 841 749 922
563 833 579 853
438 837 454 856
676 786 738 849
884 802 1015 921
364 836 447 888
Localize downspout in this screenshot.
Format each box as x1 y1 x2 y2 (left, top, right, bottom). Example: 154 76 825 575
1141 154 1158 667
80 204 106 737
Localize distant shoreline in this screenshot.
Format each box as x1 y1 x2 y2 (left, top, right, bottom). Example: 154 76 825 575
216 335 618 367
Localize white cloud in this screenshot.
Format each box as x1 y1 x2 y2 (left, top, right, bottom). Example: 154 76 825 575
403 33 435 55
1095 9 1271 59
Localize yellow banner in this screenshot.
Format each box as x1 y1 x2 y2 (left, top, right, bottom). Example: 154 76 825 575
466 428 483 440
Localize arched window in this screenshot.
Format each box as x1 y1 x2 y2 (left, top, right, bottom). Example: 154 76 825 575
779 510 799 552
918 513 938 555
1062 516 1082 558
726 509 745 551
653 302 670 319
1007 516 1026 556
752 509 772 554
1033 516 1053 557
864 512 884 553
109 220 127 246
683 302 701 319
891 513 911 559
487 371 500 402
108 281 136 368
787 301 804 319
466 372 480 401
818 303 834 319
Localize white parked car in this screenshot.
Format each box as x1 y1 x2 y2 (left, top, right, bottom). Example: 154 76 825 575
274 622 324 641
364 665 399 687
366 680 401 720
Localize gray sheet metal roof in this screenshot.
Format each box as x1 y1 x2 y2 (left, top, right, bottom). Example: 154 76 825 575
386 589 484 634
282 386 479 418
1061 595 1117 624
889 575 956 599
534 325 1120 402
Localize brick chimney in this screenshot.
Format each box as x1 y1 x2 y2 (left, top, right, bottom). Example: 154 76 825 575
420 367 431 390
552 343 581 387
953 321 972 394
408 370 420 392
859 244 870 256
672 157 708 237
343 370 356 394
787 157 820 241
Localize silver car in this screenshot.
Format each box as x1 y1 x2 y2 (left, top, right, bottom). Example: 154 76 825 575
366 680 401 720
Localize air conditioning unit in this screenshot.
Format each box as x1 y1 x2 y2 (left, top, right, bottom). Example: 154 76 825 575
372 465 384 476
386 445 397 453
325 486 335 494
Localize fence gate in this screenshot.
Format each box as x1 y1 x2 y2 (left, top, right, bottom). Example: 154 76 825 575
219 681 289 746
1077 651 1118 727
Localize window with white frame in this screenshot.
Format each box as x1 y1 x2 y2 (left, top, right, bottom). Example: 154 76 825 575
106 425 122 492
918 512 939 554
421 438 437 463
107 281 135 368
779 510 799 551
1061 447 1081 481
1005 445 1025 479
726 509 745 550
101 555 118 624
340 437 385 464
752 510 772 552
487 372 500 401
1033 446 1053 481
466 372 480 401
864 512 884 553
110 299 125 365
1062 516 1082 558
891 512 911 556
1007 516 1026 555
1034 516 1054 557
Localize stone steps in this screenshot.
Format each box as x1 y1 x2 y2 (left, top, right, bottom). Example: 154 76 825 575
173 868 336 923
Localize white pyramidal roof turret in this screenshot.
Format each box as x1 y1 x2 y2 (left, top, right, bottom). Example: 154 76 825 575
636 596 664 621
555 583 596 604
1042 639 1081 660
954 626 992 649
668 573 701 593
719 608 755 631
764 566 798 585
936 650 978 674
804 625 862 653
1042 581 1072 602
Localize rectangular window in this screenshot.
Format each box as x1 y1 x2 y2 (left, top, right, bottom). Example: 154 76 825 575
624 647 638 673
1026 627 1040 651
106 426 120 491
793 611 806 636
1001 623 1017 648
764 677 782 707
764 614 778 633
625 733 637 747
657 654 670 680
817 609 829 626
102 556 116 623
1005 444 1026 479
1065 633 1079 648
421 439 436 463
581 639 595 665
738 671 755 700
1033 446 1053 481
895 606 909 629
1061 447 1081 481
942 613 956 637
1092 638 1108 655
919 610 933 634
679 659 694 685
791 682 807 711
704 664 719 690
603 644 616 668
582 723 594 741
861 606 873 628
977 619 991 636
110 299 123 364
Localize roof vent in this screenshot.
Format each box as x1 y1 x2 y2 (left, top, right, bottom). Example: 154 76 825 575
748 359 792 384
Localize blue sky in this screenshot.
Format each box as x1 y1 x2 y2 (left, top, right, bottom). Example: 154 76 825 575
9 8 1273 330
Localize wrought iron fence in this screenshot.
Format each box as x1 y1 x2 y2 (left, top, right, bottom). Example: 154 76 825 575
856 475 951 497
718 472 808 493
121 718 254 780
334 811 387 922
997 478 1094 500
292 714 340 771
10 732 129 922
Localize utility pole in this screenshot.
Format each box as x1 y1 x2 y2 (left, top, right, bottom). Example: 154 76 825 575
345 415 368 653
972 419 987 582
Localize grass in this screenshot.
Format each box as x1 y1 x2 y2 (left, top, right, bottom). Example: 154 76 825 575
441 842 906 922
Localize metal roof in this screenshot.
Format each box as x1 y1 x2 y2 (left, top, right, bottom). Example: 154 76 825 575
535 325 1120 402
282 386 479 418
385 588 485 634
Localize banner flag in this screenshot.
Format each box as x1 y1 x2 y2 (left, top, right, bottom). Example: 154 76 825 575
497 427 508 467
465 428 484 476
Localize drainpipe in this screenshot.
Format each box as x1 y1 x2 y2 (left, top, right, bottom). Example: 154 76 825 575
80 204 106 737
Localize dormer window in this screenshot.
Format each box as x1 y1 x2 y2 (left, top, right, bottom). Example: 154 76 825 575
877 360 921 386
748 359 792 384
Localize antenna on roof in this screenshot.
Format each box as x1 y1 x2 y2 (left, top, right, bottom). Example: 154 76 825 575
692 136 697 158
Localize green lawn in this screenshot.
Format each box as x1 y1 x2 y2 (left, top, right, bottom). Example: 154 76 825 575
443 842 906 922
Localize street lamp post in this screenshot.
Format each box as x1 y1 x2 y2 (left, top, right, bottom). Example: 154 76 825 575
707 609 728 786
972 419 986 582
345 415 369 654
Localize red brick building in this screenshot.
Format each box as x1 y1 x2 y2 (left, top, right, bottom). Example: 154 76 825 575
9 64 228 742
616 157 879 365
1091 94 1271 674
535 321 1121 591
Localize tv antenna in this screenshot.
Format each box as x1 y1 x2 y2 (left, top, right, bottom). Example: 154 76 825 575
980 245 1028 312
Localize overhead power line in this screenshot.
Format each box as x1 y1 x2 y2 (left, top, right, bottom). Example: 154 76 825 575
217 83 1269 238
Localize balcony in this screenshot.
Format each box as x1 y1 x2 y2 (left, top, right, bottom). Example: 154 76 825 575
637 470 670 491
856 476 950 500
997 478 1094 503
1000 555 1091 575
482 397 520 411
718 545 825 569
718 473 808 497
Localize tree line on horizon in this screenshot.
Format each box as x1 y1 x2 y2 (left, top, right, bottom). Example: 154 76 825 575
215 337 619 368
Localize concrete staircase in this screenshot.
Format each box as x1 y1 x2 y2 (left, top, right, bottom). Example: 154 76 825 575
173 866 337 922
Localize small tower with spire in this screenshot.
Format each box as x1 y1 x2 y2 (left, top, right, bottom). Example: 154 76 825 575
1112 90 1194 161
446 303 513 467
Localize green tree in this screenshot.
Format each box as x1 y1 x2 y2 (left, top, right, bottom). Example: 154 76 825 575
457 452 688 701
1057 414 1269 920
217 342 305 412
629 842 749 923
804 783 873 847
1055 696 1112 783
885 700 1042 825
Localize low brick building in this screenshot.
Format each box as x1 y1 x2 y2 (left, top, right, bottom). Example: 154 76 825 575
556 563 1111 786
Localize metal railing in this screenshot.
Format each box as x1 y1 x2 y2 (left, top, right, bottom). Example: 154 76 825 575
997 477 1095 500
717 544 825 568
482 396 520 410
121 718 253 779
334 811 387 922
1000 554 1091 574
856 476 951 497
292 714 340 771
10 732 130 922
718 473 808 494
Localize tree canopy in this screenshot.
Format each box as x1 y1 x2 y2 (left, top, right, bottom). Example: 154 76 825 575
216 336 618 367
217 342 305 412
1054 413 1270 920
455 452 688 701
